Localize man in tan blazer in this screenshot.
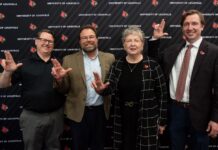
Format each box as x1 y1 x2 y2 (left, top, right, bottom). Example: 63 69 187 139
51 25 115 150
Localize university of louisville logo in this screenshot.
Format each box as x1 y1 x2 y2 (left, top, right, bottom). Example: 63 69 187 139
30 47 36 53
122 10 128 18
91 0 98 7
1 126 9 134
0 35 6 44
152 0 158 6
28 0 36 7
29 23 37 31
1 103 8 112
213 0 218 6
61 34 68 42
0 12 5 20
212 22 218 29
91 22 98 29
60 11 68 18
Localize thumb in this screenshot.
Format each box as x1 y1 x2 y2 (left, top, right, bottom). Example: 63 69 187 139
17 63 23 68
206 124 211 132
104 82 110 88
163 32 168 36
159 129 163 135
66 68 72 73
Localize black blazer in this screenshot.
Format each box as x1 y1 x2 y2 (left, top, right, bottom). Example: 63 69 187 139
159 39 218 131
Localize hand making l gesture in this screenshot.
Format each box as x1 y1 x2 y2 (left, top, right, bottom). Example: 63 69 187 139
51 58 72 81
153 19 168 39
1 51 23 74
91 72 109 94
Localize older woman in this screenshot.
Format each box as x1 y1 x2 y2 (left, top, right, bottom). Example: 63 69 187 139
92 26 168 150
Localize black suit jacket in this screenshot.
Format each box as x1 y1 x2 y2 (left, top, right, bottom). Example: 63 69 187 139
159 39 218 131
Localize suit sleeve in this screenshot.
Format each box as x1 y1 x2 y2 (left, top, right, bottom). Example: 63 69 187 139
211 51 218 122
147 39 160 60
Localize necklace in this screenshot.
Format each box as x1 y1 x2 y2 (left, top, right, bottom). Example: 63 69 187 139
127 63 138 72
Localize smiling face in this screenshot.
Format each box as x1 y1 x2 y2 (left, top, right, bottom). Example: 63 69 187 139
35 32 54 56
182 13 204 43
79 28 98 53
123 33 144 56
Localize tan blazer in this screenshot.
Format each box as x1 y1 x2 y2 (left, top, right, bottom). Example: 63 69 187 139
59 50 115 122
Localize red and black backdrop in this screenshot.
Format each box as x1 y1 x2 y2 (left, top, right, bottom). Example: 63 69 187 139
0 0 218 149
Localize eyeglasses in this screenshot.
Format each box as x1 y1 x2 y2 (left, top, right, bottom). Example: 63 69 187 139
38 38 54 45
80 35 96 41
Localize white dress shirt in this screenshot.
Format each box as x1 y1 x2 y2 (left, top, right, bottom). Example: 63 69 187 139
82 50 103 106
169 37 203 103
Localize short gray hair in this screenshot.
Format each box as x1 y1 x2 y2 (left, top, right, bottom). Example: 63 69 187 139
122 26 145 43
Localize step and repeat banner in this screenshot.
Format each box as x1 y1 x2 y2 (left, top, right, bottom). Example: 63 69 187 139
0 0 218 149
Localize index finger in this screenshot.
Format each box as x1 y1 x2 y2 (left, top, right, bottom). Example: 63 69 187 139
51 58 61 67
4 51 14 60
159 19 165 29
93 72 101 81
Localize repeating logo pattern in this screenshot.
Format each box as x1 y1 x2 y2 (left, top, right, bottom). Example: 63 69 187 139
0 0 217 149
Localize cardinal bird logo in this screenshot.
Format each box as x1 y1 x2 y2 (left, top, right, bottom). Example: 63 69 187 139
0 12 5 20
61 34 68 42
1 126 9 134
29 23 37 31
30 47 37 53
122 10 128 18
0 35 6 44
212 22 218 29
1 103 8 112
29 0 36 7
91 22 98 29
152 0 159 6
91 0 98 7
60 11 68 18
213 0 218 6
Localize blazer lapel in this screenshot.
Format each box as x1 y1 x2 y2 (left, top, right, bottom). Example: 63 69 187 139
191 40 208 82
76 51 86 84
98 52 106 81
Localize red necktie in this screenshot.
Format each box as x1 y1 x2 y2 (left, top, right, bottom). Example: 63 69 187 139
175 44 193 101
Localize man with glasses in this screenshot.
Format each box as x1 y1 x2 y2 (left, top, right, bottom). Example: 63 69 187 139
0 29 65 150
51 23 167 150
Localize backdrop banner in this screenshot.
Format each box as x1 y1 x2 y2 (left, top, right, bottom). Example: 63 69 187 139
0 0 218 149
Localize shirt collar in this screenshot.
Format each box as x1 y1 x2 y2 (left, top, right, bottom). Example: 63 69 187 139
82 49 99 60
186 37 203 49
32 52 53 63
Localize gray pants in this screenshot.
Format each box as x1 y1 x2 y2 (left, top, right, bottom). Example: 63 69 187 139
19 107 64 150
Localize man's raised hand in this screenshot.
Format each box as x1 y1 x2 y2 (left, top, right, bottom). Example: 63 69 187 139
1 51 23 73
92 72 109 94
51 58 72 81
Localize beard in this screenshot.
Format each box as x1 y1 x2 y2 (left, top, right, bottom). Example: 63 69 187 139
81 43 97 53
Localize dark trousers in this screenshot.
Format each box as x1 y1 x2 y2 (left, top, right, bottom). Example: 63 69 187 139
19 107 64 150
169 102 209 150
68 105 105 150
